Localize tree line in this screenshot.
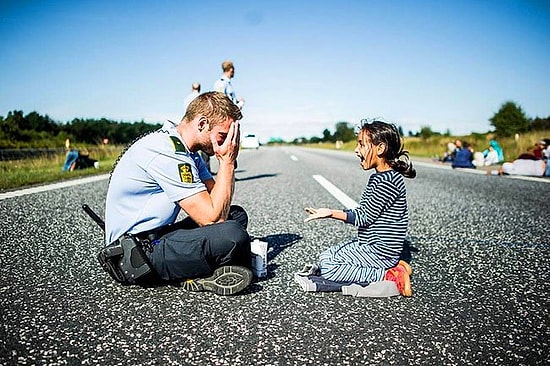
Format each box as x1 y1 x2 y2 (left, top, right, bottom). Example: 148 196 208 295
0 110 161 149
2 101 548 149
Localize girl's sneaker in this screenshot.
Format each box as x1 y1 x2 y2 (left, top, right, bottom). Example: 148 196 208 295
398 260 413 276
384 265 412 297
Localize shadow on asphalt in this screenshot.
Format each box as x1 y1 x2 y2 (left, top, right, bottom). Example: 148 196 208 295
243 233 302 293
235 173 279 181
402 236 420 263
261 232 303 261
258 232 302 278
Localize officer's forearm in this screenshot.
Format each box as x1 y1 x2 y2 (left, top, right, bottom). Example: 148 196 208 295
209 160 235 221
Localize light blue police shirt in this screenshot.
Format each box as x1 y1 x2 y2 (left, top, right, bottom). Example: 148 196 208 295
104 120 213 244
213 75 237 104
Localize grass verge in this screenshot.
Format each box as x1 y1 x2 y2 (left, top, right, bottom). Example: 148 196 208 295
1 146 122 191
3 130 549 191
305 129 550 162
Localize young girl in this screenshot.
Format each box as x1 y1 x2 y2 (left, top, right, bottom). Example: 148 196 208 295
297 120 416 296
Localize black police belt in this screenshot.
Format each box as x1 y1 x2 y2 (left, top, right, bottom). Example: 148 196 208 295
97 234 155 285
81 204 158 285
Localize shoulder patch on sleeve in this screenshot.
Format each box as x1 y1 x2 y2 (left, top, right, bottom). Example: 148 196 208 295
170 136 187 153
178 163 194 183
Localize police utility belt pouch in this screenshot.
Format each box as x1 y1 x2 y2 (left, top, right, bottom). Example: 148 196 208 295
97 235 153 285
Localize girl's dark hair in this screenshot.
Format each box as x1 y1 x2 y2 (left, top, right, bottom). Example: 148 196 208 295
359 119 416 178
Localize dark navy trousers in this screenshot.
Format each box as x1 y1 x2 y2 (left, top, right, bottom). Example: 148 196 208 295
146 205 251 281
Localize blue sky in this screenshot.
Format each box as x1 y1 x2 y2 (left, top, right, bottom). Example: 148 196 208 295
1 0 549 142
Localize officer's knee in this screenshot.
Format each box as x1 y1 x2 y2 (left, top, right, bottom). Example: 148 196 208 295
228 205 248 230
224 220 250 247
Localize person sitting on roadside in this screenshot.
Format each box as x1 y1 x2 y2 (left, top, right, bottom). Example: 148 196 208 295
543 139 550 158
498 158 547 177
440 139 465 163
544 139 550 176
440 141 457 162
496 139 549 177
473 139 503 167
483 145 500 166
483 139 504 163
452 142 475 169
62 147 99 171
517 140 546 160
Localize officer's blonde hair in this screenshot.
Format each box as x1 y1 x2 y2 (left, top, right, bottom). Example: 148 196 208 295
222 60 234 72
184 91 242 129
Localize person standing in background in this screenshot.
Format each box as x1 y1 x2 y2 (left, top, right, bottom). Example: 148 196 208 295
184 82 201 110
213 60 245 110
184 82 211 172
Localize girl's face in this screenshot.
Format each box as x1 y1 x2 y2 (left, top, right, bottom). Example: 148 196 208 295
354 131 376 170
354 130 390 172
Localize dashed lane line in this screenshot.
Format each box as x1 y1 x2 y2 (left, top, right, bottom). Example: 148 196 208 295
312 175 358 209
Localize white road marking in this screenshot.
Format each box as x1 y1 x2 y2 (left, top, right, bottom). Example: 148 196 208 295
312 175 358 209
0 174 110 200
290 155 298 161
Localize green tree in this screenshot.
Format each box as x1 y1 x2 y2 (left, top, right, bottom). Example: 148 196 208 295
530 116 550 131
333 121 355 142
397 126 404 136
26 111 59 134
489 101 530 137
1 110 26 142
419 126 434 140
322 128 332 142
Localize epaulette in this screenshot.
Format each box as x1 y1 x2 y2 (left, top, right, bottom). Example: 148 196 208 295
170 136 187 153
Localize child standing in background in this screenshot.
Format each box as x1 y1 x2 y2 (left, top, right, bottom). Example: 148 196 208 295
296 120 416 297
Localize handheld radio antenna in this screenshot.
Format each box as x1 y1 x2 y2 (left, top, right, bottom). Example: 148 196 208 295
82 204 105 232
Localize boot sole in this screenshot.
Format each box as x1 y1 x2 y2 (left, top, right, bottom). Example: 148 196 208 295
184 266 252 296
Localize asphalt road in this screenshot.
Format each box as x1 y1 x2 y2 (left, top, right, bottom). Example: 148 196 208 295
1 146 549 366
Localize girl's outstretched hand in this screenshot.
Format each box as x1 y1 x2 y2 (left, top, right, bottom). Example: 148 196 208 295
304 207 332 222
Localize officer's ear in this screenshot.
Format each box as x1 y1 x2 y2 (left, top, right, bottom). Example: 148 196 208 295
197 116 209 132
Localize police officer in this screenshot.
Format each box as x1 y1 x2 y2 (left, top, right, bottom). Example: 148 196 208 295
213 60 245 110
105 92 252 295
183 81 201 110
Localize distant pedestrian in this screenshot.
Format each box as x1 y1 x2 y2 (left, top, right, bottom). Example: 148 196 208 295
213 60 245 109
183 82 201 110
295 120 416 297
184 82 211 172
